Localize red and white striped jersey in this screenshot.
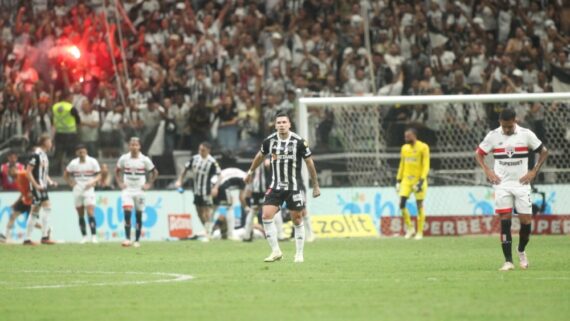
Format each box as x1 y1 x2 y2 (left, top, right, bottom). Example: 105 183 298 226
66 156 101 191
117 152 155 189
477 125 543 189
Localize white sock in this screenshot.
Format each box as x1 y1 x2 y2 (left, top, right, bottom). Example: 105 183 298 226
243 208 254 239
226 207 235 238
303 215 314 240
41 207 51 238
294 223 305 257
262 219 280 253
274 211 284 239
26 211 39 240
204 221 213 237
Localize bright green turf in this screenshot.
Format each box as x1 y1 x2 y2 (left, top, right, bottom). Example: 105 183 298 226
1 236 569 321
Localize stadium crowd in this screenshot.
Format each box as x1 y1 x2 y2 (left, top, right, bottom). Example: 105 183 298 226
0 0 569 177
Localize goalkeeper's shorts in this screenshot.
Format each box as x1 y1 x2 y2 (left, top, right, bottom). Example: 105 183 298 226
399 179 428 200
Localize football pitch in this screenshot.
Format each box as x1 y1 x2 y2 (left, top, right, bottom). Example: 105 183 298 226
1 236 569 321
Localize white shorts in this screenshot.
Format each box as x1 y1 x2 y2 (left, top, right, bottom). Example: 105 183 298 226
122 189 145 211
494 188 532 215
73 186 96 207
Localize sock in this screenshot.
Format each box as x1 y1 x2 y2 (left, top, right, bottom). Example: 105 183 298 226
294 223 305 257
244 208 254 239
518 223 531 252
262 219 280 253
124 211 132 240
417 207 426 234
78 216 87 236
274 211 284 239
88 216 97 236
303 215 314 240
25 211 39 240
5 220 14 238
500 219 513 263
135 211 142 242
401 207 412 229
226 207 235 238
41 207 51 238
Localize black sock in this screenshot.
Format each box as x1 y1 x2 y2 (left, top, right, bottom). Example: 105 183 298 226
88 216 96 235
518 223 531 252
500 219 513 263
135 211 142 242
124 212 132 240
78 216 87 236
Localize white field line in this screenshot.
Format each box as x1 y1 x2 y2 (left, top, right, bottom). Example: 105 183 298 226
8 270 194 289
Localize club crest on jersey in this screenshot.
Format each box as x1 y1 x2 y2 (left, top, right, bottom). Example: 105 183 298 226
505 145 515 158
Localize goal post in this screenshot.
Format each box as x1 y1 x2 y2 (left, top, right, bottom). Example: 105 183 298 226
297 92 570 208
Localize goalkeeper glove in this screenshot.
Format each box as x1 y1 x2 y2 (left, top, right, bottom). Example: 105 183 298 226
414 179 424 193
396 180 401 192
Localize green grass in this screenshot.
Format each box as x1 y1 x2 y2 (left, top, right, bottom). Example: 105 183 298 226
1 236 569 321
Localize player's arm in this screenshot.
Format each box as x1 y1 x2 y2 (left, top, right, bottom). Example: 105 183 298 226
144 168 159 190
46 174 58 187
244 151 265 184
26 163 42 191
475 134 501 184
87 162 102 189
396 147 404 191
416 145 430 192
520 145 548 184
115 165 126 190
304 157 320 198
175 159 192 188
63 169 75 188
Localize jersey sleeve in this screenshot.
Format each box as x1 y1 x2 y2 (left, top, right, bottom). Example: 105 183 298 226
28 153 39 167
421 144 430 180
260 138 270 155
184 158 193 170
527 131 543 152
144 156 156 171
477 132 494 155
396 146 404 181
93 159 101 173
298 138 312 159
65 160 74 173
116 155 125 170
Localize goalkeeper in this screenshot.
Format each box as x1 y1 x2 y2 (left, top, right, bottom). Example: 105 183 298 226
396 128 430 240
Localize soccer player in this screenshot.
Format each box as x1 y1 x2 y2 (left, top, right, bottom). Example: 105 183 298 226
396 128 430 240
63 145 102 244
211 167 248 240
175 142 220 241
2 166 41 242
24 134 57 245
243 158 270 242
476 108 548 271
115 137 159 248
244 112 320 263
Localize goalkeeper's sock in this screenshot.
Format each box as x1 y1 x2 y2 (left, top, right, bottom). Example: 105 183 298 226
262 219 281 253
417 207 426 234
500 219 513 263
41 207 51 238
294 223 305 257
78 215 87 236
518 223 531 252
88 216 97 235
401 208 413 229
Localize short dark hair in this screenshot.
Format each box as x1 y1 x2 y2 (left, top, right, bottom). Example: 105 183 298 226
200 142 212 150
405 127 418 136
274 111 290 121
499 108 516 121
75 144 87 151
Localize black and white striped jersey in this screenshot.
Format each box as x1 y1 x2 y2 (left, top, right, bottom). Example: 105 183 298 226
260 131 312 191
28 147 49 188
251 161 269 194
185 154 221 196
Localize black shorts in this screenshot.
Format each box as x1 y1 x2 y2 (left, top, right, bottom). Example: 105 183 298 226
194 195 212 207
213 187 231 206
213 178 245 206
250 192 265 207
264 188 305 211
12 197 32 214
31 188 49 205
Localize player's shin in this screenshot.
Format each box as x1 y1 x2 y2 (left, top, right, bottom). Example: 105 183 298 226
303 214 314 241
40 207 51 238
135 211 143 242
274 211 285 240
518 222 531 252
262 219 280 253
294 223 305 257
417 207 426 235
243 207 255 238
226 207 235 239
500 218 513 263
88 216 97 235
124 210 132 240
78 215 87 236
401 207 412 229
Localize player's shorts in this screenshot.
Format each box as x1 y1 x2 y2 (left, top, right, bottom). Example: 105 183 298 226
494 187 532 215
12 197 31 214
194 194 213 207
121 189 145 211
264 188 305 211
399 179 428 200
31 187 49 205
213 178 246 206
250 192 265 207
73 186 96 207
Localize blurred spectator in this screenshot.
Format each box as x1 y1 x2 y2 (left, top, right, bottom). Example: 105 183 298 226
78 99 99 157
0 150 24 191
52 91 80 174
95 163 114 191
188 94 211 152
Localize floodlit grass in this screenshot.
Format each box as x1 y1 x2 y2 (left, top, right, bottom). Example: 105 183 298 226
1 236 569 321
